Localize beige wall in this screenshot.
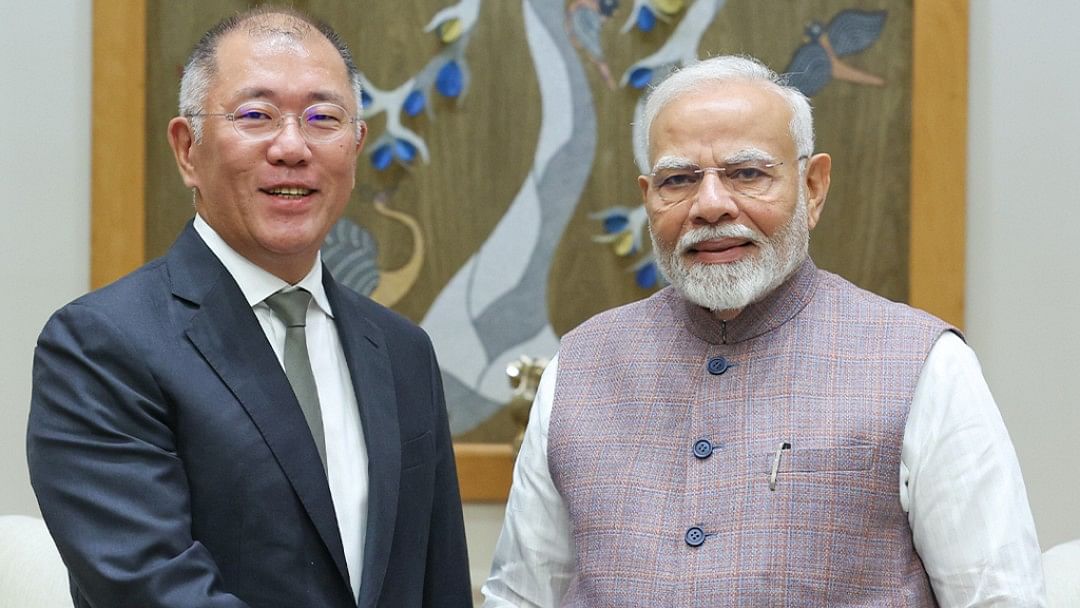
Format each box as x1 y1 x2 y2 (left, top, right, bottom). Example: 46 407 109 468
0 1 1076 592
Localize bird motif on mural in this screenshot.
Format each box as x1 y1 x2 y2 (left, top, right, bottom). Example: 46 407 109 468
565 0 620 89
783 9 888 97
323 218 379 297
322 190 426 308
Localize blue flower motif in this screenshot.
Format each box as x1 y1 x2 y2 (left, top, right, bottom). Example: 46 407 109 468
436 61 464 98
371 144 393 170
637 6 656 32
629 67 653 89
360 90 373 109
394 139 418 163
591 205 649 257
634 260 659 289
404 90 426 117
602 214 629 234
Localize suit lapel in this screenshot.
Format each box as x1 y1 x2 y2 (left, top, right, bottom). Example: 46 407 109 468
324 272 401 608
167 224 352 588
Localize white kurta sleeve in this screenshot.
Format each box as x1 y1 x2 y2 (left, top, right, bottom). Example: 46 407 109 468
901 333 1046 606
482 355 576 607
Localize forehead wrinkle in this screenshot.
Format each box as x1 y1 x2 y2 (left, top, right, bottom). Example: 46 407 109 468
228 86 349 108
310 90 350 107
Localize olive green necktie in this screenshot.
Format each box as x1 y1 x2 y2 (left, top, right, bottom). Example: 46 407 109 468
265 288 327 472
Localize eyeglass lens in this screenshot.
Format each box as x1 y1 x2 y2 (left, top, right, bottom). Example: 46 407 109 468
230 102 351 142
653 163 781 202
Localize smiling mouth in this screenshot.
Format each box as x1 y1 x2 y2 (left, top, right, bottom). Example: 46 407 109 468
262 186 315 199
687 239 753 254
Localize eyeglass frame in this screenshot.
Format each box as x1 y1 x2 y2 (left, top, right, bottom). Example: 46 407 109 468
648 155 810 203
184 100 361 144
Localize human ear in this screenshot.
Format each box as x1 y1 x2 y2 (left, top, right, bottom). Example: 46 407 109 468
803 153 831 230
167 117 199 189
637 174 651 204
353 120 367 154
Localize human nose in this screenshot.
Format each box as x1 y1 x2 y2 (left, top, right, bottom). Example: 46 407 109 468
689 168 739 224
266 115 312 165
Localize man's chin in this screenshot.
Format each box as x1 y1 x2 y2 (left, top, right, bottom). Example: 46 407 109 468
664 263 760 312
680 255 756 283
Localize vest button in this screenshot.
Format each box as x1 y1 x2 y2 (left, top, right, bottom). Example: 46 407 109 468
684 526 706 547
693 439 713 459
707 356 730 375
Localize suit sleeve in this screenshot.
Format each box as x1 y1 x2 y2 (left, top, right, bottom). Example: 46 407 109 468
421 341 474 607
26 303 250 608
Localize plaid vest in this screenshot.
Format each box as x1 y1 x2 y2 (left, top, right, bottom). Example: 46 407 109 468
549 259 952 607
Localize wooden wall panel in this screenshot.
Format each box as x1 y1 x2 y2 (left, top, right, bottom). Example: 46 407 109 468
910 0 967 328
93 0 967 501
91 1 146 289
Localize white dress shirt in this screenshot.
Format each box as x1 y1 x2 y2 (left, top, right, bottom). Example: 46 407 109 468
482 332 1046 607
194 215 367 600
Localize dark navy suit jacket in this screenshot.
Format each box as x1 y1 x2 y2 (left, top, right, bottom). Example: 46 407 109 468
27 223 472 607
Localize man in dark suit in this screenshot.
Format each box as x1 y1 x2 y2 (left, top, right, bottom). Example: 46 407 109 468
26 7 471 607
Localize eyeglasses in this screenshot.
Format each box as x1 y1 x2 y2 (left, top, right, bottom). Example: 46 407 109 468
187 101 358 144
649 160 789 203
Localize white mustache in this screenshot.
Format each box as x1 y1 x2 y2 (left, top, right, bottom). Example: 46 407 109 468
676 224 766 254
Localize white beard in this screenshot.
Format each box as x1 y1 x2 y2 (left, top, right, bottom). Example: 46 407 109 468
651 192 810 313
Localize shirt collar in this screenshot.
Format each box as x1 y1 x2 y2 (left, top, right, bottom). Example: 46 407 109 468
193 214 334 318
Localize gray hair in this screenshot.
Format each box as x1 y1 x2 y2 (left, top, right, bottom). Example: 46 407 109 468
178 6 364 142
636 55 814 169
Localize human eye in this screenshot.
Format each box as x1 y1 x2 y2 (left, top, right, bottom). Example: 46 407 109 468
304 104 346 130
727 164 770 182
656 170 699 189
231 103 275 123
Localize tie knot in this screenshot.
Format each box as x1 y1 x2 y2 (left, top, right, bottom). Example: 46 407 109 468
265 289 312 327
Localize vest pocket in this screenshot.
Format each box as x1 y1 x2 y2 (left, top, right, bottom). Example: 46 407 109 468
758 444 874 473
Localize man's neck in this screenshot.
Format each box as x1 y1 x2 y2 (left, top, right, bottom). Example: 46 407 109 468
712 307 742 322
192 214 324 306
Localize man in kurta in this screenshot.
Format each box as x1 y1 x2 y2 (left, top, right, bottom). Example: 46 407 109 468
483 55 1045 606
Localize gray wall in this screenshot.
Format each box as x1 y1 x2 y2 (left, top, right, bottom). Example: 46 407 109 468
0 0 90 517
966 0 1080 549
0 0 1076 585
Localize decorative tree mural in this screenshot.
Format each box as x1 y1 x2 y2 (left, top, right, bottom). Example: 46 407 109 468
144 1 910 438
